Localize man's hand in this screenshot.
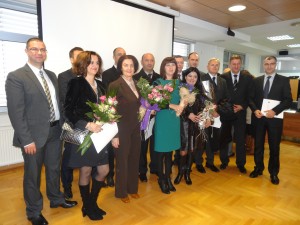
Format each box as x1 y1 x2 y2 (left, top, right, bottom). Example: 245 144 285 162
24 142 37 155
254 110 263 118
264 109 275 118
233 104 243 113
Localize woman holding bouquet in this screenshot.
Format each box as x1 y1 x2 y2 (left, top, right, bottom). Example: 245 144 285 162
174 67 209 185
154 57 183 194
64 51 108 220
109 55 141 203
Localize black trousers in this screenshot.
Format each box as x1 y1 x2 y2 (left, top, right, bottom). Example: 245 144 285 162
139 131 158 174
253 117 283 175
61 142 73 189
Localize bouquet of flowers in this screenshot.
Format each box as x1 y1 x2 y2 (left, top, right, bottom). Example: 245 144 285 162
196 100 216 142
137 78 174 130
178 83 199 116
77 91 121 155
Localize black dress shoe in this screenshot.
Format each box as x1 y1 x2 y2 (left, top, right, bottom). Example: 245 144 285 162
158 179 170 194
249 169 263 178
238 166 247 174
50 200 78 208
205 163 220 172
220 163 227 170
29 214 48 225
106 176 115 187
196 165 206 173
270 175 279 185
139 173 148 182
64 187 73 199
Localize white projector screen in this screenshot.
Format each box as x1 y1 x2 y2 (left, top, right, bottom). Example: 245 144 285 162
39 0 174 75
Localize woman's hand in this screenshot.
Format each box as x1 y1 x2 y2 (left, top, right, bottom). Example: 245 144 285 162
86 122 103 133
112 137 120 148
188 113 199 122
205 119 211 128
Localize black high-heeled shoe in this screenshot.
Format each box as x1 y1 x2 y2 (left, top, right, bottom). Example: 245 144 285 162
184 169 192 185
82 207 103 220
166 178 176 192
158 179 170 194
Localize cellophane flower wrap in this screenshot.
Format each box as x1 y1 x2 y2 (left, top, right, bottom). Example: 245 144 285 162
136 78 174 130
178 83 199 116
77 89 121 155
196 100 216 142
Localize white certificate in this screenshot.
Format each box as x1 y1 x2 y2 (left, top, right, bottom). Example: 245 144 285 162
261 99 283 119
211 116 221 128
144 117 155 140
91 122 118 153
202 80 212 99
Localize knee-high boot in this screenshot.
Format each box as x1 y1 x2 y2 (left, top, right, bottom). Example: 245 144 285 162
90 179 106 216
174 155 186 184
184 152 193 185
79 184 103 221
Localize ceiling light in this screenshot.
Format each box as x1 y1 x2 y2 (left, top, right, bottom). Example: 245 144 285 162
287 44 300 48
267 35 294 41
228 5 246 12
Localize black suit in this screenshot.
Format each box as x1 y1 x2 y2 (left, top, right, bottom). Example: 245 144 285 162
194 73 229 166
220 71 254 167
58 68 76 191
249 74 292 175
101 65 121 179
133 69 160 175
102 66 120 87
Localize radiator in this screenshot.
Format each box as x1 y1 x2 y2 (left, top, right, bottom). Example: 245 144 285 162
0 126 23 166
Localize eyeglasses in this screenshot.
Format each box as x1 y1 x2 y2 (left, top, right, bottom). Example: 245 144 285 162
28 48 47 53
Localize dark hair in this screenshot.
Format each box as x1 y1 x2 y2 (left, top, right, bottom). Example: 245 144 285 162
69 47 83 58
26 37 43 49
174 55 184 59
230 54 242 63
73 51 103 78
264 56 277 62
117 55 139 73
182 67 201 87
159 57 178 80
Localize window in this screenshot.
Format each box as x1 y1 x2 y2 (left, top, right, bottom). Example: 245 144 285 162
173 39 193 70
0 4 37 108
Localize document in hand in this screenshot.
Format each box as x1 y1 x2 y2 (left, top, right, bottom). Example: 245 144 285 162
261 99 283 119
91 122 118 153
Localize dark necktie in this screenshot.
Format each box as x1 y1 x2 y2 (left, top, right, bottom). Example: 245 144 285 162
212 77 216 86
263 76 271 98
148 73 152 79
233 75 238 91
39 70 56 121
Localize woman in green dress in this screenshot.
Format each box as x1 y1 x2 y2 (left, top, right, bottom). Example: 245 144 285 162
154 57 184 194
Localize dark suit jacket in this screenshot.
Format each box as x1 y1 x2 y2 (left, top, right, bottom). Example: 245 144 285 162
133 68 160 85
102 66 120 87
221 71 253 110
249 74 292 119
200 73 229 104
58 68 77 119
5 64 60 148
64 76 106 130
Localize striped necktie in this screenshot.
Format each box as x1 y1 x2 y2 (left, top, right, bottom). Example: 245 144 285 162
39 70 56 121
233 75 238 91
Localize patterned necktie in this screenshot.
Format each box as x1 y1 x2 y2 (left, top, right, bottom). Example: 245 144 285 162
233 75 238 91
39 70 56 121
263 76 271 98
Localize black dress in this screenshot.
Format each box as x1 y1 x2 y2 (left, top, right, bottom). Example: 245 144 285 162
64 76 108 168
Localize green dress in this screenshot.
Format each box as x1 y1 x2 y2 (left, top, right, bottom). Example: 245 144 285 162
154 78 180 152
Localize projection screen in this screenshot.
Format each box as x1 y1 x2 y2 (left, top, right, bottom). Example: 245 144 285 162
39 0 174 75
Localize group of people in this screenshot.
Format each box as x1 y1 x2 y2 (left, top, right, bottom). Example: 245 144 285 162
5 37 292 225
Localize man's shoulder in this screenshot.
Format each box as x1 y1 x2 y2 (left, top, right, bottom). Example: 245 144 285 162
103 66 117 75
58 69 73 78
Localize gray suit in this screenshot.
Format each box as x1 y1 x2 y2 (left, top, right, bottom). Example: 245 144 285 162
6 63 64 218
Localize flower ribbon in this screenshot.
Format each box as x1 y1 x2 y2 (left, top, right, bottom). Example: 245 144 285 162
140 98 160 130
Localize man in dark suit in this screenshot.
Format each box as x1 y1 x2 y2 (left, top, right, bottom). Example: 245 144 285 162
133 53 160 182
194 58 229 173
174 55 184 81
249 56 292 185
102 47 126 187
5 37 77 225
220 55 253 173
58 47 83 199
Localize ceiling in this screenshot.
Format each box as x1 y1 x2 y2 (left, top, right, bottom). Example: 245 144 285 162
147 0 300 55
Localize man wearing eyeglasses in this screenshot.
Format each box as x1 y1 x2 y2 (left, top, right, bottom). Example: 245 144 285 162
249 56 292 185
6 37 77 225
